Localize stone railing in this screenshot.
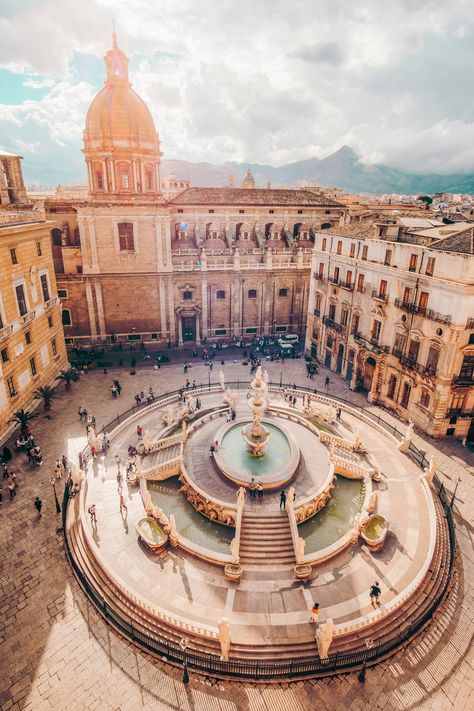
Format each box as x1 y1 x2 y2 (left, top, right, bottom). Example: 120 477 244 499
286 487 303 564
0 323 13 342
229 489 245 565
75 486 220 643
139 455 181 481
44 296 59 311
319 430 366 453
332 477 437 642
22 310 36 325
330 452 376 480
138 429 186 456
178 458 238 527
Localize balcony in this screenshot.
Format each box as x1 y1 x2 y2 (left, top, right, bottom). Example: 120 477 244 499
22 310 36 325
0 324 13 342
372 290 388 303
355 286 366 294
314 273 326 282
353 332 389 354
446 408 474 418
452 375 474 388
394 299 452 324
340 281 354 291
465 317 474 330
313 308 321 317
328 276 339 285
45 296 59 311
322 316 346 335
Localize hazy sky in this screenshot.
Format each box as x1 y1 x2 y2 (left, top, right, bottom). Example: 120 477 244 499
1 0 473 182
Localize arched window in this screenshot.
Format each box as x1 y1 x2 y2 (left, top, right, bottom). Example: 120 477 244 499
117 162 131 190
73 227 80 245
216 290 226 300
145 166 154 191
248 289 257 299
327 335 333 349
61 309 71 326
51 228 62 246
420 389 430 408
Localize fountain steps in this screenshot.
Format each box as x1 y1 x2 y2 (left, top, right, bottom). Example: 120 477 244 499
67 492 452 666
146 444 181 467
239 513 295 565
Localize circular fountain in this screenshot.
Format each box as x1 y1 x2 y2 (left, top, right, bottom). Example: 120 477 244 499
213 366 300 489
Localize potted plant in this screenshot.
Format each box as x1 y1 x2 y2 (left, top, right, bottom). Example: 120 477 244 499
8 408 39 434
34 385 55 411
56 368 80 390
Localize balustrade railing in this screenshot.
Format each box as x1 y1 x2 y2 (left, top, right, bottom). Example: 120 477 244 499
322 316 346 335
372 289 388 302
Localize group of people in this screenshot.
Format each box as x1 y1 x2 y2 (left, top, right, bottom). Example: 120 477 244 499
134 387 155 405
110 379 122 398
248 478 264 499
306 361 318 378
1 462 18 502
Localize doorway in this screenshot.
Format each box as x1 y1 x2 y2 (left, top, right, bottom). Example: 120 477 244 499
362 356 376 391
182 316 196 342
336 344 344 373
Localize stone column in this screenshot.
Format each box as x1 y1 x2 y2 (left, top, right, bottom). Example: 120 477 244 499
94 280 106 340
201 277 208 339
195 314 201 345
85 281 97 340
109 159 115 192
86 217 99 272
155 217 164 269
164 221 172 269
167 276 176 343
178 316 183 346
159 276 167 342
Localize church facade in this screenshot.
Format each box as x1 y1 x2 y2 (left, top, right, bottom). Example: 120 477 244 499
50 36 346 347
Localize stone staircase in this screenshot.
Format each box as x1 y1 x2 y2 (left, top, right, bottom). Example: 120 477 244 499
147 443 181 466
239 510 296 566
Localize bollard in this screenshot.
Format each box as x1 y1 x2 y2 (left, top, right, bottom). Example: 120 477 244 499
182 661 189 684
358 661 366 683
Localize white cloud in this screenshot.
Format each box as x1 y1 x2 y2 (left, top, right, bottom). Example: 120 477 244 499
0 0 473 178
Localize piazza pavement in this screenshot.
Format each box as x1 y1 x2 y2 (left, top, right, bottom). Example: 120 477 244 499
0 354 473 711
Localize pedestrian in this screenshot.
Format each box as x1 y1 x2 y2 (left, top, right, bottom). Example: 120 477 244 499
3 463 8 479
88 504 97 525
34 496 42 516
115 380 122 396
119 493 128 513
257 481 264 500
249 478 256 499
336 407 342 421
185 379 190 389
117 468 123 489
370 581 382 608
62 454 68 470
8 478 16 499
309 602 320 623
0 485 2 505
78 406 84 420
210 443 215 456
280 490 286 509
137 424 143 438
115 455 122 473
325 376 330 390
192 380 196 389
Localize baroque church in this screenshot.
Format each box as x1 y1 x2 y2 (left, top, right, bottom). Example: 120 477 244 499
50 35 347 346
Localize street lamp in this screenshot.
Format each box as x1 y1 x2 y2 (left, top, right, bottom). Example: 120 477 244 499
279 370 283 387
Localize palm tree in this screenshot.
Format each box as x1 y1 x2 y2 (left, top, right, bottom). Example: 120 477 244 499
34 385 55 411
56 368 79 390
8 408 39 434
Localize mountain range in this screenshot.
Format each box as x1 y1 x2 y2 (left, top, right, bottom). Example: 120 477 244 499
161 146 474 195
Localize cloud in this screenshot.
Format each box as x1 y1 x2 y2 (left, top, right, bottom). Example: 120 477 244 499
0 0 473 180
291 41 344 67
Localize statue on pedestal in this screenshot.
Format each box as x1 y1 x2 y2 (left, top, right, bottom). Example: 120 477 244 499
316 618 335 660
218 617 231 661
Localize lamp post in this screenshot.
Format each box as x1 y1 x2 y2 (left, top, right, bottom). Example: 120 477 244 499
50 476 62 532
279 370 283 387
208 368 211 388
450 476 461 509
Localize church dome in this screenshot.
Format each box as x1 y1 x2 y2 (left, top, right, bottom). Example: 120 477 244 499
241 168 255 189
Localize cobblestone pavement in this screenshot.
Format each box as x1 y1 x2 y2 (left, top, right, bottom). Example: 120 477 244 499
1 359 473 711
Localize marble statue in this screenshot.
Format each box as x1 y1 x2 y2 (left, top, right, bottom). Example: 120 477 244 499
423 455 436 487
219 370 225 391
350 510 371 544
237 487 246 506
366 491 378 515
316 618 335 660
168 514 178 545
399 420 414 452
287 487 296 505
296 536 305 564
163 405 175 426
225 387 237 411
229 537 240 564
218 617 231 661
142 429 151 452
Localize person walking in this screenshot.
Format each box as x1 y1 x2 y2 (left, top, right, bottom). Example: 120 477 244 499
257 481 264 500
3 463 8 479
88 504 97 525
137 424 143 439
336 407 342 421
309 602 320 623
8 478 16 499
280 490 286 509
369 581 382 608
325 376 330 391
249 478 256 499
0 485 3 505
119 494 128 514
34 496 42 516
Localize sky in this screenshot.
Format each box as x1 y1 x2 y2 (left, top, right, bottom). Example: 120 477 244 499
0 0 474 184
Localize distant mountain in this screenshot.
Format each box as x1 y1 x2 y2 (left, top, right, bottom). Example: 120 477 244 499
162 146 474 195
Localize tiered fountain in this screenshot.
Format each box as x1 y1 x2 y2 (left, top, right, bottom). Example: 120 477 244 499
241 366 270 457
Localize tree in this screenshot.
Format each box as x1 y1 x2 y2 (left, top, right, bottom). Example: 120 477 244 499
418 195 433 209
34 385 56 411
8 409 39 434
56 368 80 390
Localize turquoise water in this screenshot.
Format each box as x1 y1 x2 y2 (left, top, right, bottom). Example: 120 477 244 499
220 422 291 477
298 476 365 553
148 479 234 554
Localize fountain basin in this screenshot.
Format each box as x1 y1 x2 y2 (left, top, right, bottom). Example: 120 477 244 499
361 514 389 551
136 517 168 552
213 418 300 490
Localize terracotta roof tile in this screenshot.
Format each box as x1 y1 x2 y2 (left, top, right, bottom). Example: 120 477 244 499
168 187 344 208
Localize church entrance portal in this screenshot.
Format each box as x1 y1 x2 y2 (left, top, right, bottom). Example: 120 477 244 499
182 316 196 342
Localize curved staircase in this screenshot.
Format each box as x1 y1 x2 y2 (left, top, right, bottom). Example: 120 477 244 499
239 510 295 566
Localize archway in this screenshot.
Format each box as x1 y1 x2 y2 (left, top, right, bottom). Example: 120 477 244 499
336 343 344 373
362 356 376 391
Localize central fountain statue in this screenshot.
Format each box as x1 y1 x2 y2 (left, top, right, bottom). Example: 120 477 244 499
241 366 270 457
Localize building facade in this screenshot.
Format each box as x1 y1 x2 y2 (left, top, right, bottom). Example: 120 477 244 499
48 36 346 347
0 171 68 442
305 219 474 443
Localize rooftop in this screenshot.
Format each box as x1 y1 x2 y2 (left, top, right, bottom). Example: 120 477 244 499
168 187 345 208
